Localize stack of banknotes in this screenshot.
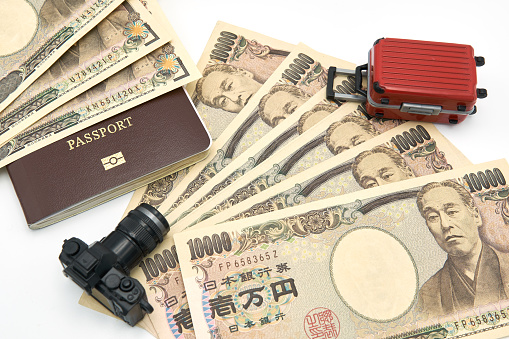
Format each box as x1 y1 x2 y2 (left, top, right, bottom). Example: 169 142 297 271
4 2 508 338
0 0 201 167
74 20 509 339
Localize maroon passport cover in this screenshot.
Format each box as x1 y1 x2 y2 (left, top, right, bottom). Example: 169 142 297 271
7 87 211 228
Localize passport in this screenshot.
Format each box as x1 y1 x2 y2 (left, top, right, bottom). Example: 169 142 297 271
7 87 211 229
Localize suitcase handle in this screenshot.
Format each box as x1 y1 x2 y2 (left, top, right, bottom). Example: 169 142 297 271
355 64 368 97
326 64 367 103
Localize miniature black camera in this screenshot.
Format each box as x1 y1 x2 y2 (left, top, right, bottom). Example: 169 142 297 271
59 203 170 326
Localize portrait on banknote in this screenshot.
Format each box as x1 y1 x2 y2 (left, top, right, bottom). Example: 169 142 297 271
297 103 338 134
351 145 417 189
258 84 310 127
194 63 263 113
325 115 380 155
415 180 509 319
191 29 291 121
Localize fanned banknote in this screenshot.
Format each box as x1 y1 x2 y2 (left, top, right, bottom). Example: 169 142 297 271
0 16 200 168
126 21 295 213
195 121 472 227
117 52 366 337
175 159 509 338
165 96 407 231
0 0 123 111
157 43 355 225
0 0 171 147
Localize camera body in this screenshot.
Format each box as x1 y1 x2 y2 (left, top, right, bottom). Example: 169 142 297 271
60 237 153 326
59 203 169 326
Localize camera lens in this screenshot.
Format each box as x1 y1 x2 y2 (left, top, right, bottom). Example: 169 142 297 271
100 203 169 274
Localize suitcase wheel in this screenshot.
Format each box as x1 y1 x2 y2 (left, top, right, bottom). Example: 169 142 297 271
449 118 459 124
373 82 385 94
475 56 485 67
477 88 488 99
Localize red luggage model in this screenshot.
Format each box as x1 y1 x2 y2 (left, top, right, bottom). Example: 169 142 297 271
327 38 487 124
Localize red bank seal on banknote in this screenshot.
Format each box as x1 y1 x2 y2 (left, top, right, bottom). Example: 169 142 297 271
304 307 340 339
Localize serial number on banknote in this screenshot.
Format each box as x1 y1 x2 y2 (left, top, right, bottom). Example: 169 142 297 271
216 251 280 272
448 307 509 332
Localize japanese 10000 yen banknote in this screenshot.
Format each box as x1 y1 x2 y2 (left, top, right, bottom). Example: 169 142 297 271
191 121 472 228
156 43 355 224
0 0 171 148
175 159 509 339
165 100 406 232
0 19 200 168
125 21 296 213
0 0 124 112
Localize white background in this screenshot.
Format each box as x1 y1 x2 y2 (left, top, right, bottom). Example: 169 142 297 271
0 0 507 338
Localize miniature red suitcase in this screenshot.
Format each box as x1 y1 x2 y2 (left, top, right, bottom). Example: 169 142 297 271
327 38 487 124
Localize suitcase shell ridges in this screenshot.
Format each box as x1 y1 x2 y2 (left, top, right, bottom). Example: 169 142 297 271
367 38 480 123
